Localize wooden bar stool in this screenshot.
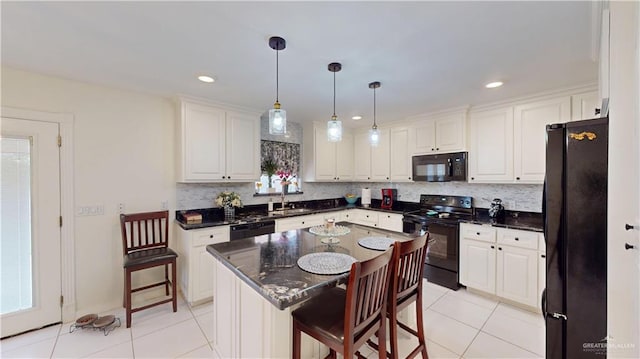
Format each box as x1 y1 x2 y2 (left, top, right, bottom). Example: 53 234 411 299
292 247 395 359
368 234 430 359
119 210 178 328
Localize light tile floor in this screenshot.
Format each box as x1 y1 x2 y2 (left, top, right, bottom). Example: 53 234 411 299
1 280 544 358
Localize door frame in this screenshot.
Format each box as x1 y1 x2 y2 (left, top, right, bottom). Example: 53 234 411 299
1 106 76 323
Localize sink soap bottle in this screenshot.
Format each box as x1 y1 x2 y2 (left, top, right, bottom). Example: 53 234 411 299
268 198 274 212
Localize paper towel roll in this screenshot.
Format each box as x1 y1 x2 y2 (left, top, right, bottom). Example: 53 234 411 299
361 188 372 207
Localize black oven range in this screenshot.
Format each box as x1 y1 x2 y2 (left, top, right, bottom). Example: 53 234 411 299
402 194 473 290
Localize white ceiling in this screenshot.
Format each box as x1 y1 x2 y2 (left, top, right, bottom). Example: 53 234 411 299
1 1 598 127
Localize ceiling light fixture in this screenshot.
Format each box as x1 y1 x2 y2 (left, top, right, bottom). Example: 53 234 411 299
268 36 287 135
485 81 503 88
352 116 362 120
368 81 381 147
327 62 343 142
198 75 215 83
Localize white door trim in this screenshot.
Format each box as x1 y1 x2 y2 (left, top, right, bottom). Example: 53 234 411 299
1 106 76 323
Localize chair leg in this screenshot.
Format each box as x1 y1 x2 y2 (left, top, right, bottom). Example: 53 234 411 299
389 308 399 359
292 320 301 359
125 269 132 328
171 260 177 312
122 270 126 308
165 264 170 296
378 314 388 359
415 295 429 359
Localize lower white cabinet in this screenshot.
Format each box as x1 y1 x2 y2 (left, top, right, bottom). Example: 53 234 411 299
378 212 404 232
459 223 543 309
176 225 230 305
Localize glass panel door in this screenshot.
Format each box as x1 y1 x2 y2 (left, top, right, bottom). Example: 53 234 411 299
1 137 33 314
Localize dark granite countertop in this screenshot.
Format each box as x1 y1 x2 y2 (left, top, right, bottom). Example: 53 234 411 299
176 198 419 230
206 223 416 310
466 208 544 232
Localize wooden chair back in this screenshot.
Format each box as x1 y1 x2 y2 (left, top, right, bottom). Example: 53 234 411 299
120 210 170 255
391 233 429 303
344 246 394 344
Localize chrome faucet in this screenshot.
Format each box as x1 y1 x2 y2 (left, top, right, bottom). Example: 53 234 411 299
280 190 286 210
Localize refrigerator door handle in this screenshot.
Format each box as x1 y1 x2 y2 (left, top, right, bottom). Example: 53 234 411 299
550 312 568 321
541 288 547 319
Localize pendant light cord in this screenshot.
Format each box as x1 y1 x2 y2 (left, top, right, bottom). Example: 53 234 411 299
275 48 279 102
333 71 336 117
373 86 377 127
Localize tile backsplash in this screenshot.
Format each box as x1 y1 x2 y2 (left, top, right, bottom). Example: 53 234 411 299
177 181 542 212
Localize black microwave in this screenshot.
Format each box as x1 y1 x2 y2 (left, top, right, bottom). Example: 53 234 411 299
412 152 467 182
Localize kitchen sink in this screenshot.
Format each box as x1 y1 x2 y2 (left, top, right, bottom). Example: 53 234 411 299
271 208 312 215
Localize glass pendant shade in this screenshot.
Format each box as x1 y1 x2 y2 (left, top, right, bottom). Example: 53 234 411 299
369 126 380 146
269 102 286 135
327 116 342 142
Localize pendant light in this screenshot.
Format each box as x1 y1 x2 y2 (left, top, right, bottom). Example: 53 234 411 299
268 36 287 135
327 62 343 142
368 81 381 146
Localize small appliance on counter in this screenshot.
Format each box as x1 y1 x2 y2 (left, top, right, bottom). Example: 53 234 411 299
488 198 505 222
381 188 397 209
361 188 372 207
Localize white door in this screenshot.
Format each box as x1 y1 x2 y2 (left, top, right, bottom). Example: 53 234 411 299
1 117 61 338
496 245 538 307
460 239 496 293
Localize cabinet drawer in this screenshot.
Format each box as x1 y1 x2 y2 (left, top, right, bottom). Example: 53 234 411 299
496 228 539 250
460 223 496 243
192 226 231 246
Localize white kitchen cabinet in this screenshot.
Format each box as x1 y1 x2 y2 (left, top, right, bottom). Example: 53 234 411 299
177 99 260 182
468 107 514 183
571 91 601 121
353 128 391 181
513 96 570 183
411 111 466 154
538 250 546 312
177 225 230 305
303 122 354 182
459 223 543 309
459 223 497 293
377 212 403 232
348 209 380 228
496 243 538 307
389 126 413 182
275 213 326 232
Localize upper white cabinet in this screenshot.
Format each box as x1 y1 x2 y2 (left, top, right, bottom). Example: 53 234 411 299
389 126 413 182
571 91 601 121
303 122 354 182
177 99 260 182
469 96 570 184
468 107 514 183
513 96 571 183
410 111 466 155
353 128 391 181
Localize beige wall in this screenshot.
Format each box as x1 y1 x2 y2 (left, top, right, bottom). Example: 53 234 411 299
1 67 176 315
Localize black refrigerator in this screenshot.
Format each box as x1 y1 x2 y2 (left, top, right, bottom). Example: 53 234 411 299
543 117 608 358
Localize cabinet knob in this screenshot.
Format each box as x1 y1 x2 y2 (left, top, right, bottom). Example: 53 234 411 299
516 177 521 180
227 176 231 179
368 177 371 180
386 177 389 180
625 224 635 230
334 177 337 180
210 235 214 238
491 245 495 249
302 221 305 224
222 176 226 179
514 237 519 241
498 247 503 251
541 254 546 258
337 177 339 180
408 177 411 180
476 232 480 235
436 148 439 151
625 243 635 250
431 148 435 151
471 177 475 180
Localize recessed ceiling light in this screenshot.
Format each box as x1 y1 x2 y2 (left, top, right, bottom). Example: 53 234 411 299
485 81 503 88
352 116 362 120
198 75 215 83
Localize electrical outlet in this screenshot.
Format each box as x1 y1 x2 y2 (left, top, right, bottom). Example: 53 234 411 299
75 204 105 216
161 201 169 210
118 203 126 214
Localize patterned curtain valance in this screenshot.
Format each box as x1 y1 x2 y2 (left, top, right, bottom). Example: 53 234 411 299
261 140 300 175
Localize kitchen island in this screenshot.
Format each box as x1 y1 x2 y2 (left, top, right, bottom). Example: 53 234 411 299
206 223 416 359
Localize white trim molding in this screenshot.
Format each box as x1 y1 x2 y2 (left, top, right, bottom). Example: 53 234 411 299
1 106 76 323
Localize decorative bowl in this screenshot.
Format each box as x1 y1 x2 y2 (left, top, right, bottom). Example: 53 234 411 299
344 196 359 204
